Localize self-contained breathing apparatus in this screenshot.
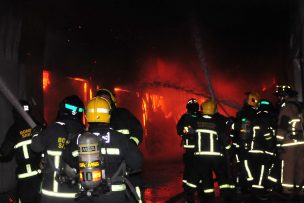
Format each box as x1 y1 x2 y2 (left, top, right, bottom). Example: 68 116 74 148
239 118 252 150
77 131 105 197
75 131 141 201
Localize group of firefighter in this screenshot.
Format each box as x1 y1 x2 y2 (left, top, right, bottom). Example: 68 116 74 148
0 89 144 203
177 84 304 202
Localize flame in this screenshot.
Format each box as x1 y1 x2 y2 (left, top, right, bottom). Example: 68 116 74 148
142 98 147 128
89 88 93 100
43 70 50 91
69 77 87 82
84 83 87 103
114 87 130 93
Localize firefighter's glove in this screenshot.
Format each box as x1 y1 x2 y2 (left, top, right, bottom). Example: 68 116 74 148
183 126 195 135
39 157 46 170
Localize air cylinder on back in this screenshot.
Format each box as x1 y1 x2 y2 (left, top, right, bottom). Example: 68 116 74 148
78 131 102 189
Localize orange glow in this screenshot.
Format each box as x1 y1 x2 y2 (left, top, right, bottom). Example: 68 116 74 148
142 99 147 128
92 170 101 182
262 84 267 92
84 83 87 103
79 171 83 181
43 70 50 91
69 77 87 82
89 88 93 100
114 87 130 93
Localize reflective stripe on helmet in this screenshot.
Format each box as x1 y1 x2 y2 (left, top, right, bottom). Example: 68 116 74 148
86 108 110 113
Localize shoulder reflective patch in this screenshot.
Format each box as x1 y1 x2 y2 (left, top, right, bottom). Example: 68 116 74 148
102 132 110 143
14 139 32 149
117 129 130 134
130 136 140 145
72 150 79 157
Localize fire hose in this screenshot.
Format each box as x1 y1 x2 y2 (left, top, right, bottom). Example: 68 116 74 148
0 76 36 128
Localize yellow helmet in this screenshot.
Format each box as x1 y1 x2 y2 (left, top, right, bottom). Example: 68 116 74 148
86 97 111 123
246 92 260 108
202 99 217 115
95 88 117 107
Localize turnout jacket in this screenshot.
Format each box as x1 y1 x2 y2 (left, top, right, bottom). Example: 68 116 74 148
0 116 41 179
110 107 143 146
276 97 304 145
249 109 276 155
31 118 84 198
176 111 200 151
63 123 143 192
192 113 231 156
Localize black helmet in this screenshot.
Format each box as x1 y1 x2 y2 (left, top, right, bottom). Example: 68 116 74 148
186 98 199 113
58 95 84 122
258 99 274 112
275 84 298 97
95 88 116 109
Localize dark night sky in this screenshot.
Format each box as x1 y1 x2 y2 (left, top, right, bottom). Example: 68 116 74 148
25 0 292 89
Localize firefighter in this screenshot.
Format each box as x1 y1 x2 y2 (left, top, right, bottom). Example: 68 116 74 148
0 100 42 203
245 99 277 197
95 88 144 202
176 98 200 202
274 84 304 195
232 91 260 194
69 96 143 203
187 99 233 203
95 89 143 146
31 95 85 203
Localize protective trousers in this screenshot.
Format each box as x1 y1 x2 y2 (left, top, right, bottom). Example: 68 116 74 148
246 153 271 192
187 156 231 203
78 191 125 203
182 152 197 203
17 175 41 203
126 174 145 203
281 144 304 193
40 195 76 203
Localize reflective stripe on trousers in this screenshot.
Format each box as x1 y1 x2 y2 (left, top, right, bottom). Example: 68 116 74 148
41 189 76 198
